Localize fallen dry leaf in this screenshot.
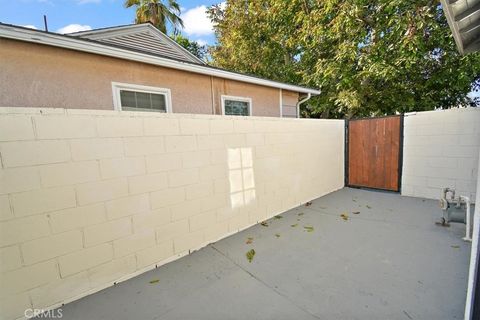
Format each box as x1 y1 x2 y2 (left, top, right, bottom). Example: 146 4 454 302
149 279 160 284
246 249 256 263
291 223 298 227
352 211 360 215
303 226 314 232
340 213 349 221
305 201 313 207
275 234 281 238
260 221 269 227
246 237 253 244
274 215 283 220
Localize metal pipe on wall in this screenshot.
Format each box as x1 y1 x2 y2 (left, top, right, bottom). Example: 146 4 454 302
296 93 312 118
461 196 472 242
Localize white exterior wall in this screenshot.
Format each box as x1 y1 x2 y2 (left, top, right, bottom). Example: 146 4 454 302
465 148 480 320
0 107 344 320
401 108 480 201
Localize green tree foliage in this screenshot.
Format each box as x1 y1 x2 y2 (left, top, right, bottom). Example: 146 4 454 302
171 34 208 61
125 0 184 34
208 1 480 118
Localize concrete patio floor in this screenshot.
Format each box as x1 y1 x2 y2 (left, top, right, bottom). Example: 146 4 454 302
55 188 470 320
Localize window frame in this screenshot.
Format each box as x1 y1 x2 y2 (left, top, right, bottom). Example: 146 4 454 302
112 82 172 113
221 95 252 116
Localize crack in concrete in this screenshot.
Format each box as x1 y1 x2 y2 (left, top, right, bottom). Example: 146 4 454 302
210 245 322 320
305 205 441 232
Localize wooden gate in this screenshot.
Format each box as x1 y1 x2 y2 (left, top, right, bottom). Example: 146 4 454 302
346 115 403 192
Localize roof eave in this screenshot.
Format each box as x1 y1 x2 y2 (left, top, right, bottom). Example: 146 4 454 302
441 0 480 55
441 0 465 54
0 24 320 95
68 23 146 36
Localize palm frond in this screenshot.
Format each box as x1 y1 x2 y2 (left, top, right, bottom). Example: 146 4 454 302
124 0 140 9
127 0 184 33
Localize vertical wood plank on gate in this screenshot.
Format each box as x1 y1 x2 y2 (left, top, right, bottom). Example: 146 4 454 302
390 117 400 190
347 116 401 191
384 118 393 190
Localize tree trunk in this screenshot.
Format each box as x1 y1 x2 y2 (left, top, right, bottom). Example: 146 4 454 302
149 3 159 27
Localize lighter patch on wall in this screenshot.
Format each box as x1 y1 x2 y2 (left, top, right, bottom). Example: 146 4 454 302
228 148 256 208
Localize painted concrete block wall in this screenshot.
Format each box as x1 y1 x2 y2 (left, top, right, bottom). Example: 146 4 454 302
401 108 480 201
0 107 344 320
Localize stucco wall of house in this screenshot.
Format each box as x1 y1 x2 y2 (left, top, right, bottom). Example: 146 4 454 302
281 90 299 118
401 108 480 201
212 77 281 117
0 39 284 117
0 107 344 320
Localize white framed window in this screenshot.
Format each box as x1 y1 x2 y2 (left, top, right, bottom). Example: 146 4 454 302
221 95 252 116
112 82 172 113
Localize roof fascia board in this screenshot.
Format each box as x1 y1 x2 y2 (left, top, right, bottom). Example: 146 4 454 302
69 23 145 36
71 26 145 39
0 25 320 95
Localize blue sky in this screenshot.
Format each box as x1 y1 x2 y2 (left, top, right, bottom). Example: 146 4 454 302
0 0 219 45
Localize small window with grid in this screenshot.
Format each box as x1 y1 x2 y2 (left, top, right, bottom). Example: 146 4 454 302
112 83 171 113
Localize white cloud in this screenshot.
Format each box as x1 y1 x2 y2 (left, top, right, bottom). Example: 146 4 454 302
23 25 37 29
56 24 92 34
195 39 207 46
181 5 214 36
